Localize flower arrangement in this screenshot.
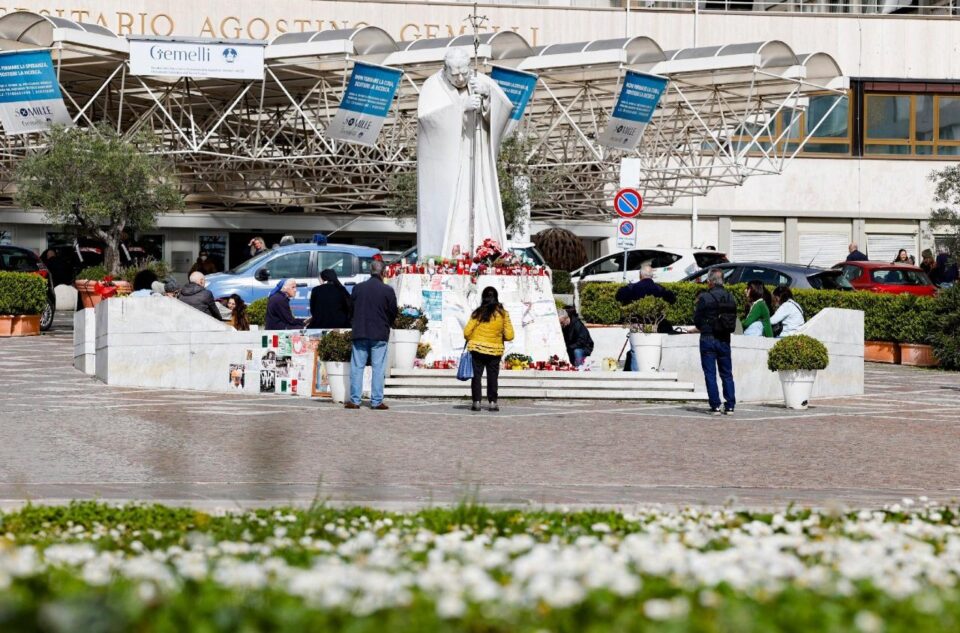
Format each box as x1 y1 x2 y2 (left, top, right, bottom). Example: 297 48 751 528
474 238 504 265
416 342 432 360
393 305 429 333
504 352 533 370
94 275 123 299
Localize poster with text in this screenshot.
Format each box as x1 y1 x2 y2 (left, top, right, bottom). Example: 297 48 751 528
598 71 668 151
0 50 72 136
327 62 402 147
491 66 538 136
130 39 264 80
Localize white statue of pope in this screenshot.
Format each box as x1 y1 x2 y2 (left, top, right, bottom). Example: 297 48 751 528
416 48 513 260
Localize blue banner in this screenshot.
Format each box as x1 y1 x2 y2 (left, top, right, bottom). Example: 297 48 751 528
599 71 669 151
327 62 403 146
0 50 72 135
491 66 538 123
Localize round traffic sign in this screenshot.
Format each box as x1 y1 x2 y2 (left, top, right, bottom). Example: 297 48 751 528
619 220 635 235
614 188 643 218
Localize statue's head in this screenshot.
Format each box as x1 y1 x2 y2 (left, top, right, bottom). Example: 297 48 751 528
442 48 471 89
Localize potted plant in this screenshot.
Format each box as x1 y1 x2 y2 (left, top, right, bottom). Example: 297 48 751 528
897 295 939 367
0 271 48 337
74 265 133 309
767 334 830 410
392 305 429 370
623 296 669 372
317 330 354 403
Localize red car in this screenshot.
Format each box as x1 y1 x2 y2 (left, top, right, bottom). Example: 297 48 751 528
832 261 937 296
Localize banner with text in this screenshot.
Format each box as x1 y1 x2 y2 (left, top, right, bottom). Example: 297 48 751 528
327 62 402 147
0 50 72 136
598 71 668 151
491 66 538 135
129 39 265 80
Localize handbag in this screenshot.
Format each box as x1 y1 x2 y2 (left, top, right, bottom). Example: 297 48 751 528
456 349 473 381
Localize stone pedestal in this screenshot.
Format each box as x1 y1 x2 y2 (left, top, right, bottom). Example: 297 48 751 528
73 308 96 374
388 273 566 363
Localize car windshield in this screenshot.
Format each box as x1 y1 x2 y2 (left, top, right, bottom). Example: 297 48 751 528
694 252 728 268
510 246 545 266
808 271 853 290
871 268 931 286
229 251 275 274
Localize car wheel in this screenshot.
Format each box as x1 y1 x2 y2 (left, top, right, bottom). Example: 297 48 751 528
40 298 54 331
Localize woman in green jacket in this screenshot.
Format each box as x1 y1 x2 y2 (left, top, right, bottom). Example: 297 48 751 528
742 280 774 337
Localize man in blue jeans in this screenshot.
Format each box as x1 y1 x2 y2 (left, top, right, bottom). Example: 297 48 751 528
345 260 398 410
692 268 737 415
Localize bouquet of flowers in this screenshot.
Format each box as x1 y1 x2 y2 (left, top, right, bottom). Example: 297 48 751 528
93 275 119 299
504 353 533 370
474 239 504 265
393 305 429 333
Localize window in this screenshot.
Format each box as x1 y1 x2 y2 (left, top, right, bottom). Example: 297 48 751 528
871 269 930 286
864 93 960 156
840 265 863 281
730 93 851 157
318 251 353 277
738 266 791 287
689 266 735 283
694 253 728 268
625 250 681 270
585 253 623 276
264 251 311 278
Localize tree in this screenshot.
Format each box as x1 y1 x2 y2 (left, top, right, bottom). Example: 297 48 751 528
15 125 182 275
928 165 960 260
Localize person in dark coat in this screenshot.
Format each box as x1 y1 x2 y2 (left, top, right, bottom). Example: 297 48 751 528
178 272 223 320
189 251 218 275
265 278 305 330
614 265 677 371
846 242 868 261
931 252 958 286
346 260 398 410
558 307 594 367
309 268 353 329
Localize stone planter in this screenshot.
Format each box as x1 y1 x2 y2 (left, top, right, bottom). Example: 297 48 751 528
391 328 421 370
0 315 41 337
323 360 351 403
75 280 133 309
864 340 899 364
778 369 818 410
899 343 940 368
629 332 663 372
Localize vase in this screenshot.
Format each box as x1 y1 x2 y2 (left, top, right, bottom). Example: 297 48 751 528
391 329 421 370
74 280 133 309
629 332 663 372
899 343 939 367
778 369 818 410
863 341 899 364
323 361 351 403
0 315 41 337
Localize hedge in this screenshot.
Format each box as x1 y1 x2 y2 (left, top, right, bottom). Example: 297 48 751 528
578 281 939 344
0 271 48 316
248 297 267 326
551 270 573 295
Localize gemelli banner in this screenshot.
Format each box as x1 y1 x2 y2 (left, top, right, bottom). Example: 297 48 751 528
599 71 669 151
0 50 72 136
327 62 403 147
491 66 538 135
129 38 265 80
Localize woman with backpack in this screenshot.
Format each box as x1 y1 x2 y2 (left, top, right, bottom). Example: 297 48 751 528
463 286 515 412
742 280 774 337
770 285 805 337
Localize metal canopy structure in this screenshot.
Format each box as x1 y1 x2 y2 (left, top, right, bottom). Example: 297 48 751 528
0 11 846 220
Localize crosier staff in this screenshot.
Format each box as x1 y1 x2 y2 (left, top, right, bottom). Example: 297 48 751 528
465 2 488 256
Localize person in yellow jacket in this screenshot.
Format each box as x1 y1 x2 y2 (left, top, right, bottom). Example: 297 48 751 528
463 286 515 412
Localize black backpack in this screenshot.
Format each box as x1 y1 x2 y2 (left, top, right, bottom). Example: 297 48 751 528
708 289 738 335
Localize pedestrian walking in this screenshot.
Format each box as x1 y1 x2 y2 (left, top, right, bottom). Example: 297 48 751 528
693 268 738 415
463 286 514 412
742 280 773 337
558 306 593 367
345 260 397 410
309 268 353 329
265 278 305 330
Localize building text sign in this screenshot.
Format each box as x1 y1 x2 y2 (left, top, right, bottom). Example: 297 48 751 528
0 50 72 136
599 71 668 151
327 62 402 147
129 39 265 80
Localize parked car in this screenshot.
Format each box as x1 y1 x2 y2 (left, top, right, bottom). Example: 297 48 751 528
831 261 937 296
681 261 853 290
398 243 549 269
572 247 727 285
0 245 56 331
205 243 380 319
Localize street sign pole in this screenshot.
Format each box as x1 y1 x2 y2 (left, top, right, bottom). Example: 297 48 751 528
613 189 642 282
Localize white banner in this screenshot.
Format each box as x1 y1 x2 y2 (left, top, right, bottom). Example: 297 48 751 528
0 50 72 136
129 39 264 80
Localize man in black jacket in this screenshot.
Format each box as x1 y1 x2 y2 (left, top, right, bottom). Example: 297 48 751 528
846 242 868 262
615 265 677 370
558 308 594 367
178 272 223 320
693 268 737 415
346 260 398 410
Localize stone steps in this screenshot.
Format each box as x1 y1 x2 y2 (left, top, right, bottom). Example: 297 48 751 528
384 369 708 401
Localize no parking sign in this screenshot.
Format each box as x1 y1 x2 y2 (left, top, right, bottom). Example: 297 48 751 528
616 218 637 249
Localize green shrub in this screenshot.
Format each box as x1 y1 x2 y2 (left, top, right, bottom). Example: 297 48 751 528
120 259 171 284
317 329 353 362
394 305 428 333
248 298 267 326
76 265 108 281
621 296 669 333
0 271 48 315
551 270 573 294
767 334 830 372
578 282 622 324
930 285 960 369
